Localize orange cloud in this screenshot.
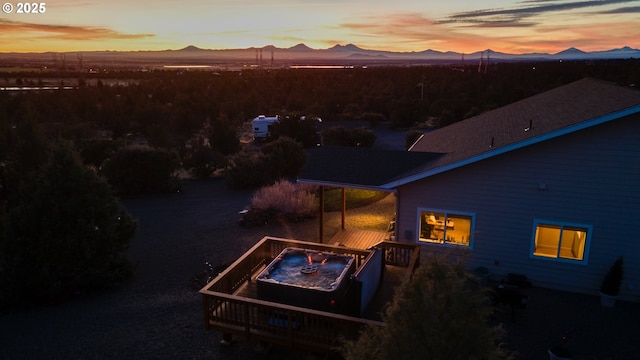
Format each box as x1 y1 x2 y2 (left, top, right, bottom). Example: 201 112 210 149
339 5 640 54
340 12 491 52
0 19 153 50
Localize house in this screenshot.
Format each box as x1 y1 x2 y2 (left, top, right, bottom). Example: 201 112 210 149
298 78 640 301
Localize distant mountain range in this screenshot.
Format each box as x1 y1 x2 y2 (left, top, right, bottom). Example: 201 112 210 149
166 43 640 61
2 43 639 66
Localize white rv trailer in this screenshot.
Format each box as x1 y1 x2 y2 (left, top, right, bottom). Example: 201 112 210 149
252 115 279 140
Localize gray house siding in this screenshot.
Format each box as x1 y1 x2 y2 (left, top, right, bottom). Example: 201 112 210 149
397 114 640 300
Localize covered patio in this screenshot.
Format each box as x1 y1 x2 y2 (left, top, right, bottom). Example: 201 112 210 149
298 146 442 246
199 147 440 355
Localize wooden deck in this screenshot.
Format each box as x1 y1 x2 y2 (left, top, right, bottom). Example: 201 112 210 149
201 237 421 356
329 229 389 249
232 260 408 322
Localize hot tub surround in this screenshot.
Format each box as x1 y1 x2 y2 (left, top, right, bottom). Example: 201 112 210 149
256 247 356 313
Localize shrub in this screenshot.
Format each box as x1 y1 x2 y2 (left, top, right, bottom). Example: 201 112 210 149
244 180 318 225
1 143 136 310
269 115 321 147
100 147 181 196
261 136 306 179
225 151 272 189
209 117 241 155
342 253 511 360
351 127 376 147
78 139 118 167
226 137 307 189
183 144 226 178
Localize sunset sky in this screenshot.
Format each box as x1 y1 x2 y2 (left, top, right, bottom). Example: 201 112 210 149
1 0 639 54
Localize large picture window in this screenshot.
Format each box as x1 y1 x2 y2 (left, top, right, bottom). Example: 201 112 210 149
418 209 473 247
531 220 591 262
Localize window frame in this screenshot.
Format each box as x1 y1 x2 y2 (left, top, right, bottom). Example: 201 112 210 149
529 219 592 265
416 207 475 248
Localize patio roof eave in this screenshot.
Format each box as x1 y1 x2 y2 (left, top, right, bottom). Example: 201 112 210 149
296 178 395 192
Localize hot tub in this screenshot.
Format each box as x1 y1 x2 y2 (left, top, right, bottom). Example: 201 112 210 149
256 247 356 312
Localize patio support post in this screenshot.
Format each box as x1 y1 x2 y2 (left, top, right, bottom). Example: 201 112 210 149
319 186 325 243
341 187 346 230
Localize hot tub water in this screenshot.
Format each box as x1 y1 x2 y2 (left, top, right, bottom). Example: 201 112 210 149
256 247 356 312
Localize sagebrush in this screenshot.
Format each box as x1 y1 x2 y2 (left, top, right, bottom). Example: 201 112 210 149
250 180 318 220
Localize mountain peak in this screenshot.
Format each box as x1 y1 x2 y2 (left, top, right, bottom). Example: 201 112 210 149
288 43 313 51
179 45 204 51
556 47 586 55
609 46 636 52
329 43 363 52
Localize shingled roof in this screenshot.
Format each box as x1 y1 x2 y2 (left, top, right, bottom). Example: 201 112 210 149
405 78 640 181
298 78 640 189
298 146 442 189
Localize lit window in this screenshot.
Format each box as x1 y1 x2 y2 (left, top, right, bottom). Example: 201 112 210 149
418 209 473 247
531 220 591 262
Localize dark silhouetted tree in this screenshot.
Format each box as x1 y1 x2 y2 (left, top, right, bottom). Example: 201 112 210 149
270 115 321 147
342 254 511 360
101 148 181 196
78 139 118 168
226 136 306 189
261 136 306 179
1 143 136 309
225 151 272 189
183 143 226 178
209 114 241 155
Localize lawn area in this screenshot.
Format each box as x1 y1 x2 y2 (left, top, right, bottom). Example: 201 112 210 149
322 188 389 212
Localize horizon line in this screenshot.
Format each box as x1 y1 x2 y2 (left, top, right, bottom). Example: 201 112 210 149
2 43 638 56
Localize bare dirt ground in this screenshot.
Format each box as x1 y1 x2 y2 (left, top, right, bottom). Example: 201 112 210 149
1 179 639 359
2 122 639 359
0 179 310 360
493 285 640 360
0 179 395 360
0 122 402 360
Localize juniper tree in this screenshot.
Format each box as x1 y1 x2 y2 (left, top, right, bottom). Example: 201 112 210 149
343 254 512 360
1 142 136 309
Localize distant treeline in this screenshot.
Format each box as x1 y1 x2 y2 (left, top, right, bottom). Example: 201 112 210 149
0 59 638 188
2 59 638 145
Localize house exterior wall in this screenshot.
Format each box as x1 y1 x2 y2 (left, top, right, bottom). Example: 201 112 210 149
396 114 640 300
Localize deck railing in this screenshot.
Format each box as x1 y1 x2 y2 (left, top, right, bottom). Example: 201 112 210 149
201 236 420 356
375 240 421 283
